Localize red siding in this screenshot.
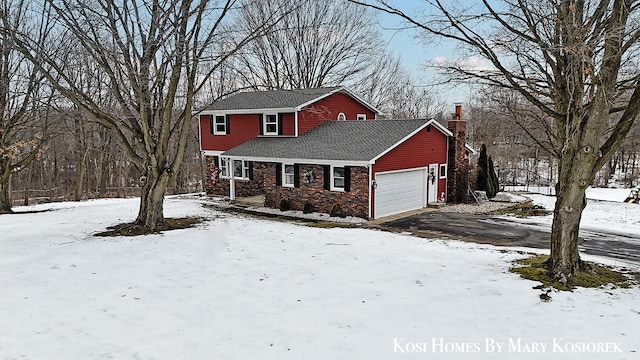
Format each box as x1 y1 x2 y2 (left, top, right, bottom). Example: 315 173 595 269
298 92 376 134
370 126 449 218
281 113 295 136
200 112 295 151
373 126 448 192
200 114 213 150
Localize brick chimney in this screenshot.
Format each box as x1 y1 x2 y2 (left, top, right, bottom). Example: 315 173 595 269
447 103 470 203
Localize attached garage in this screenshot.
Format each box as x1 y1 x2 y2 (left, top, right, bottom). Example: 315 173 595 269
374 168 426 218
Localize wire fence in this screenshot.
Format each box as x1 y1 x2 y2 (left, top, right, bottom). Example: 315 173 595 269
10 184 202 207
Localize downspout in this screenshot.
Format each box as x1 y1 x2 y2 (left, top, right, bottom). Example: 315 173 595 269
368 164 373 219
294 111 299 137
426 168 430 207
445 136 450 203
198 114 203 153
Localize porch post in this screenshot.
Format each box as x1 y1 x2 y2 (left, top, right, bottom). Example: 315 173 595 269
229 157 236 200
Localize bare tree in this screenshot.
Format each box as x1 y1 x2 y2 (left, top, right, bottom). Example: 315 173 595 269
2 0 289 228
351 55 446 119
0 0 50 213
469 88 557 190
234 0 384 89
351 0 640 283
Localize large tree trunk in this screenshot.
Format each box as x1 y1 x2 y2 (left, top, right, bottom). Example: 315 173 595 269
548 152 591 284
135 168 170 229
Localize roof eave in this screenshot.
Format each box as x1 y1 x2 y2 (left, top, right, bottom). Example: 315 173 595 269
426 118 454 137
294 87 344 111
294 87 382 114
198 107 297 115
219 153 370 166
369 121 431 164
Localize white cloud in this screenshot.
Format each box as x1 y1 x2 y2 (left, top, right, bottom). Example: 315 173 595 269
430 55 494 72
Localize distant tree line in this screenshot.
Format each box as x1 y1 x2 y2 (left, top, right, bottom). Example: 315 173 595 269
1 0 445 219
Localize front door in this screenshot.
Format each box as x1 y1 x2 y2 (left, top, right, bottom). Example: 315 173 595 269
427 164 438 204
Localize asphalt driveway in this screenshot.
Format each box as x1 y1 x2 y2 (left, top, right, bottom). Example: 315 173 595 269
381 211 640 268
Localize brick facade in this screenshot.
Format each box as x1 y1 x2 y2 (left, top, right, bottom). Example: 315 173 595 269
204 157 370 218
264 164 369 219
203 156 265 198
447 105 470 203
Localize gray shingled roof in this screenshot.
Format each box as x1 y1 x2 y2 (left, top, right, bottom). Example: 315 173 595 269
222 119 431 162
202 87 341 111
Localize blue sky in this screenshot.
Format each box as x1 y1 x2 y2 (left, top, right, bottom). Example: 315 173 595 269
370 0 477 104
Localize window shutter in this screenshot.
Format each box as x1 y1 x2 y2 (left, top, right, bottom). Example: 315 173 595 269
208 115 214 134
275 163 282 186
248 161 254 180
213 156 219 167
294 164 300 188
225 115 230 134
323 165 330 190
344 166 351 192
278 113 284 135
259 114 264 135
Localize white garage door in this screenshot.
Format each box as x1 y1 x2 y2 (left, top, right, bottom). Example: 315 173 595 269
374 169 426 218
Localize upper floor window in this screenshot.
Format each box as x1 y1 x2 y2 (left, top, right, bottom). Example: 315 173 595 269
264 114 278 135
337 112 346 121
210 115 228 135
356 114 366 121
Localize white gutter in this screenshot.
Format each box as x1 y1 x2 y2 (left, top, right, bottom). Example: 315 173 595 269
368 165 373 219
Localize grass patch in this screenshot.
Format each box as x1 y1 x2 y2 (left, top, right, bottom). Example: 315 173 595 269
490 200 550 217
304 221 357 229
95 217 204 236
510 254 634 291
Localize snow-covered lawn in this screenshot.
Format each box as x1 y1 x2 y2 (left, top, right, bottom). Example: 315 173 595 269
508 189 640 237
1 197 639 359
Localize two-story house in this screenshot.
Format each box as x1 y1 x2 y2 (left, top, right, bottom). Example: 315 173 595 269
199 87 469 219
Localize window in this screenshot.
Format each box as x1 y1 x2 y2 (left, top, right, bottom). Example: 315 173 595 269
439 164 447 179
332 167 345 191
356 114 366 121
324 165 350 192
220 159 251 180
337 112 346 121
233 160 242 178
283 164 295 187
219 157 230 177
264 114 278 135
232 160 251 179
213 115 226 135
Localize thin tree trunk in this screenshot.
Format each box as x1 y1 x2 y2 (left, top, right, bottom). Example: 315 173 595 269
23 160 33 206
117 153 124 198
199 150 205 193
0 165 13 213
74 148 89 201
99 151 110 195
